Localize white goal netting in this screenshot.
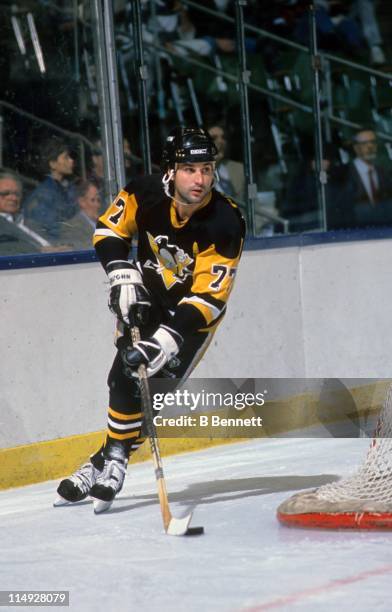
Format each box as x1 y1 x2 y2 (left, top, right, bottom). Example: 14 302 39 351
278 384 392 527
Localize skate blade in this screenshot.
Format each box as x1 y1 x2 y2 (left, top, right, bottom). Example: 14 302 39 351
53 495 71 507
93 498 114 514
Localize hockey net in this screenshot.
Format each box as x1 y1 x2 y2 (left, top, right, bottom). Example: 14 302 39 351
277 384 392 529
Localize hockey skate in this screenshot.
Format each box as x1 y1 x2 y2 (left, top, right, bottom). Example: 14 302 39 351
54 459 102 506
89 455 128 514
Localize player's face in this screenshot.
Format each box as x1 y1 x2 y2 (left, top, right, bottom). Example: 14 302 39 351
0 178 22 214
174 162 215 205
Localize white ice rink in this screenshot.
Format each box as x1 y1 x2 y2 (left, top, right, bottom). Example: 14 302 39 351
1 437 392 612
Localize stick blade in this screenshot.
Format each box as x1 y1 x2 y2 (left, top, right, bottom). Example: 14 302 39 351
166 514 193 536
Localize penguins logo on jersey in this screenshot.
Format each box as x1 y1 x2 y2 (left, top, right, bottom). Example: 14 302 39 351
146 233 194 289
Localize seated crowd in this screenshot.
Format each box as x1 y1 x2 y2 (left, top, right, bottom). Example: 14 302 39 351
0 125 245 255
0 138 102 255
282 126 392 233
0 0 390 253
1 122 392 256
149 0 387 67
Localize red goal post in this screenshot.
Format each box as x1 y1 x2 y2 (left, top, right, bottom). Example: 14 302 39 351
277 384 392 530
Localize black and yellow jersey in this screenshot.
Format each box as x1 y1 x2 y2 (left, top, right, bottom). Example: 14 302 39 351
93 173 245 338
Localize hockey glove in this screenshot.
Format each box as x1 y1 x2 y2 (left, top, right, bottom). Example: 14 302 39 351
106 260 151 326
122 325 183 378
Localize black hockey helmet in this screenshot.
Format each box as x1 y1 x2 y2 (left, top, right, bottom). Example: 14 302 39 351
161 127 217 172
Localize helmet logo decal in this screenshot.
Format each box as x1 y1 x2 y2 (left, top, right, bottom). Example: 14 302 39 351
161 127 217 172
145 233 194 289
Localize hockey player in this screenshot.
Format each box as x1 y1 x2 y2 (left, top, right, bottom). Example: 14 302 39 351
55 127 245 513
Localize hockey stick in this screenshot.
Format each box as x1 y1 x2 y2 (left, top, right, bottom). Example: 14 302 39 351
129 323 204 536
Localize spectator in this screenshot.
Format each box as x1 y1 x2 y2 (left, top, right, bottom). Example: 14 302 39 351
88 137 138 194
56 180 101 250
352 0 386 65
282 144 339 231
295 1 365 59
208 124 245 201
251 1 309 72
24 138 78 241
166 0 241 57
0 171 51 254
88 139 105 195
123 136 141 181
328 128 392 229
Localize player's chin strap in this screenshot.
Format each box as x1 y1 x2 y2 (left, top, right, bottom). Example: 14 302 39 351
161 165 218 207
162 169 175 199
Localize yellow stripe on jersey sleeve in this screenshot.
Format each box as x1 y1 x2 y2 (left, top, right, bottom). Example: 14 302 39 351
191 242 241 303
179 295 221 326
93 234 109 246
95 189 138 241
177 241 242 326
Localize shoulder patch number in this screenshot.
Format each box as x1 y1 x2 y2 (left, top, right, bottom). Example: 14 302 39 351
108 197 126 225
209 264 236 290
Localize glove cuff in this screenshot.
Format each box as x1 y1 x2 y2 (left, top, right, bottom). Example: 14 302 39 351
153 325 183 360
106 260 143 288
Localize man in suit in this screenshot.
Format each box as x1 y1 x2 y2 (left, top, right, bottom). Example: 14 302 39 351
328 128 392 230
0 172 50 255
208 124 245 202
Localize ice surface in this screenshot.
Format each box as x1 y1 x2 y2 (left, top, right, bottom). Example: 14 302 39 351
1 438 392 612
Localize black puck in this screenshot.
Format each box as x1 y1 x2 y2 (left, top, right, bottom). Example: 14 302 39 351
185 526 204 536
